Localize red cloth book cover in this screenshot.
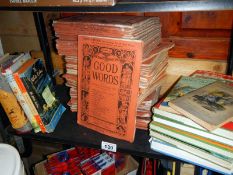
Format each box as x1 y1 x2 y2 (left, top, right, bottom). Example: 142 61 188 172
77 35 143 142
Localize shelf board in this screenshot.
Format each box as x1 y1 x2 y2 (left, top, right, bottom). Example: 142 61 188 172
6 85 169 159
0 0 233 12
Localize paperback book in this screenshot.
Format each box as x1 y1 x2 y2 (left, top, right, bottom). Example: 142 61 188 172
15 58 66 133
2 53 41 132
169 81 233 131
78 35 143 142
159 76 216 114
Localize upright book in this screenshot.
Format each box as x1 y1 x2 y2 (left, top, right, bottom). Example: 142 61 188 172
3 53 41 133
78 35 143 142
15 58 66 133
169 81 233 131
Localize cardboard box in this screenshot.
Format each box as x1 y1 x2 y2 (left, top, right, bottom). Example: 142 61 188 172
34 155 138 175
117 156 139 175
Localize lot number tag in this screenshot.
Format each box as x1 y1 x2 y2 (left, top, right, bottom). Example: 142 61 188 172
101 141 117 152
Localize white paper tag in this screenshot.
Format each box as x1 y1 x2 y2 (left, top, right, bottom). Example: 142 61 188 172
101 141 117 152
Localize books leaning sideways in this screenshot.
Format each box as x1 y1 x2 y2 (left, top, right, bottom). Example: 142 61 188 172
150 70 233 175
53 14 173 130
1 52 66 133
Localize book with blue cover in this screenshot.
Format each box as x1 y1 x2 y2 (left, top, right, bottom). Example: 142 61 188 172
16 58 66 133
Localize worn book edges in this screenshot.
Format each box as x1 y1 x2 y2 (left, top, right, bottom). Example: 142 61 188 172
169 81 233 131
15 58 66 133
191 70 233 131
78 35 143 142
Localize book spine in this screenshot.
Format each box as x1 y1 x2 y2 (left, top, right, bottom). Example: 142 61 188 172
152 108 233 141
149 130 232 169
4 69 40 133
14 73 46 133
150 139 231 175
152 116 233 146
1 0 116 6
21 77 44 115
150 122 233 159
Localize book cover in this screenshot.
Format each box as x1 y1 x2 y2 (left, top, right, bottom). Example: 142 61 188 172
159 76 216 114
78 35 143 142
169 81 233 131
191 70 233 86
14 59 46 133
191 70 233 131
17 58 66 133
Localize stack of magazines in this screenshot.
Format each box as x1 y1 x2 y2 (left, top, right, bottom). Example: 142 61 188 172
150 70 233 174
53 14 173 129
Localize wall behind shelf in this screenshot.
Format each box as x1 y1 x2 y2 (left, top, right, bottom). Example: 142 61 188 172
0 11 65 84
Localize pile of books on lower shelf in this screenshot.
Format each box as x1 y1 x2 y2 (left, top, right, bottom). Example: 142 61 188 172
0 52 66 134
149 70 233 175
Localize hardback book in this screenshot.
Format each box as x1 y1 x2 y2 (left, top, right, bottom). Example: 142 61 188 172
159 76 216 114
2 53 41 133
0 0 117 7
78 35 143 142
152 108 233 144
15 58 66 133
149 130 233 169
169 81 233 131
191 70 233 86
149 121 233 159
150 138 233 175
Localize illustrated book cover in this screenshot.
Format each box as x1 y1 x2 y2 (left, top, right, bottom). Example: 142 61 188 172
159 76 216 114
169 81 233 131
15 58 66 133
77 35 143 142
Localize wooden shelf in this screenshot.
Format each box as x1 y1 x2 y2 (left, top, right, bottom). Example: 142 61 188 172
7 86 171 159
0 0 233 12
